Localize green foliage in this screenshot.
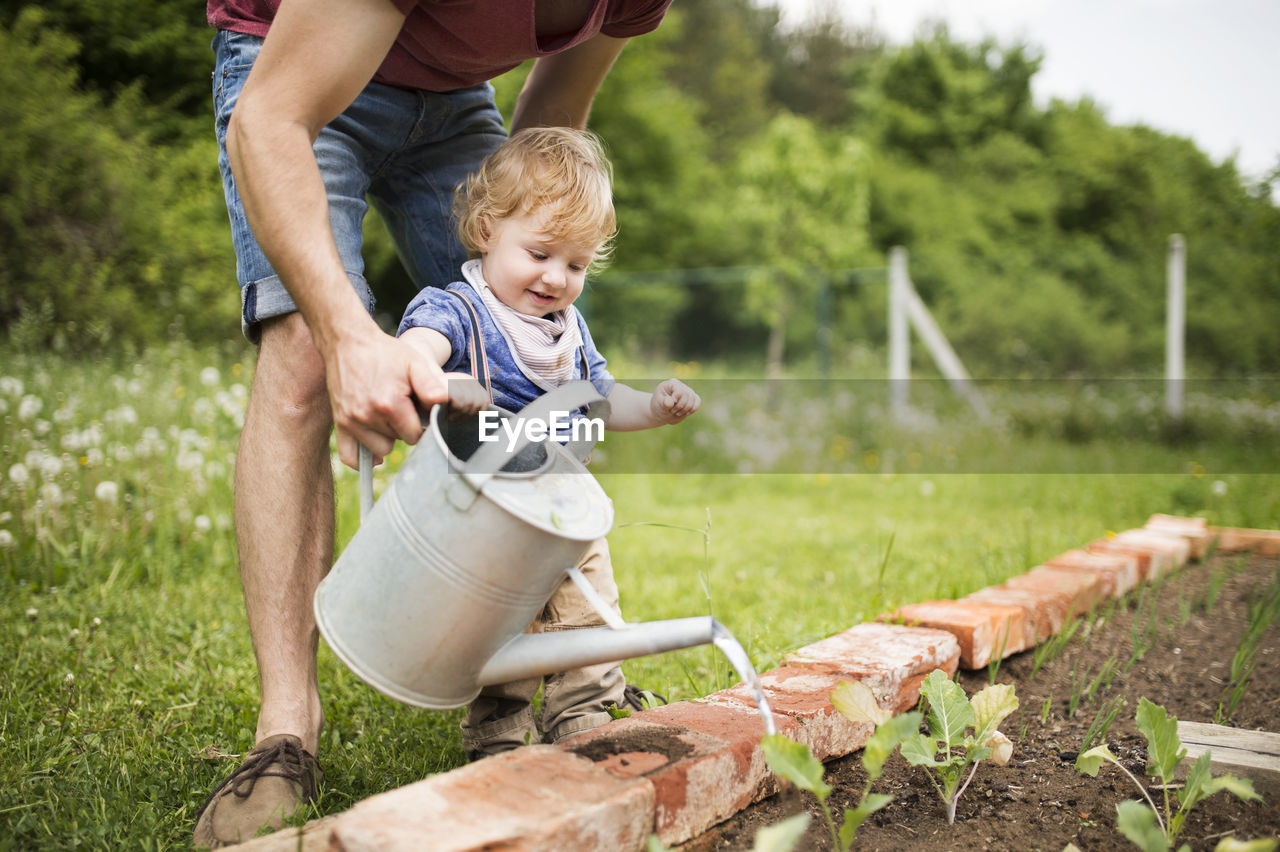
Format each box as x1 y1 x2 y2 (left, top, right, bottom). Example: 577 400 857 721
4 0 1279 375
0 10 237 353
1076 697 1263 850
900 670 1017 824
1 0 212 140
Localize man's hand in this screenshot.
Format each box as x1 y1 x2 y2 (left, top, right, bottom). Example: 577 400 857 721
326 329 448 469
650 379 700 425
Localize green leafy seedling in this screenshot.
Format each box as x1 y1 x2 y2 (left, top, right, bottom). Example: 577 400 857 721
1076 697 1263 851
760 679 920 851
899 669 1018 824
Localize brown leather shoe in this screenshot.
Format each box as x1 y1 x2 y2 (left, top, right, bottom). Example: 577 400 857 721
192 734 321 848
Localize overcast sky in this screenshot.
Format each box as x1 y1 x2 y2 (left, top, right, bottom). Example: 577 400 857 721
770 0 1280 182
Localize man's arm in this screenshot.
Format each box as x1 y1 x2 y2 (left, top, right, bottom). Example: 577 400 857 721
228 0 447 466
511 33 630 131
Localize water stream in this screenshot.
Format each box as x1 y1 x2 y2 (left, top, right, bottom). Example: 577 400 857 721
711 621 777 736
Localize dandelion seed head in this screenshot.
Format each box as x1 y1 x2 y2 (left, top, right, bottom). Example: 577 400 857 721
8 463 29 485
0 377 24 397
39 483 63 506
0 530 14 549
64 673 75 686
18 395 42 420
920 480 936 497
200 366 221 386
26 608 38 620
194 514 212 533
1212 480 1228 497
95 481 119 503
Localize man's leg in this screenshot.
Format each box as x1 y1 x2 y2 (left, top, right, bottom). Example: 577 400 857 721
236 313 333 754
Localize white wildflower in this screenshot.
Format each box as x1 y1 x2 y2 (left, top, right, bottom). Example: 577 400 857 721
35 419 50 436
64 673 75 686
200 366 221 386
194 514 213 533
70 628 80 638
86 447 104 467
26 608 38 620
0 530 14 549
39 483 64 506
0 377 23 397
39 454 62 479
8 463 29 486
18 395 41 420
95 481 119 503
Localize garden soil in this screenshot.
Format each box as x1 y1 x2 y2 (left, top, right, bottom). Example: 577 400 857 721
680 551 1280 851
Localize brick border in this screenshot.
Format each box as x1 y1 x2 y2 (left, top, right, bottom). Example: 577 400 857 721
234 518 1274 851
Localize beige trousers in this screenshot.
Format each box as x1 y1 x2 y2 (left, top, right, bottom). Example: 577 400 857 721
460 538 626 757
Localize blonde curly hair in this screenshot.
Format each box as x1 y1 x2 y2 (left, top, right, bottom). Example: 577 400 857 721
454 127 616 271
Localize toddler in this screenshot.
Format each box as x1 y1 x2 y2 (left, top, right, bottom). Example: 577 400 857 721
397 127 699 758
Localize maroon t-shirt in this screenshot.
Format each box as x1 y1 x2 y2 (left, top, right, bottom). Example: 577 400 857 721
207 0 672 92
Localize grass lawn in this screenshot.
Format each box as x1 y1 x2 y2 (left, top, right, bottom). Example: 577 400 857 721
2 343 1277 848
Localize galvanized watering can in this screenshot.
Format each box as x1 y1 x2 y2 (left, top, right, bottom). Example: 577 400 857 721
314 382 721 710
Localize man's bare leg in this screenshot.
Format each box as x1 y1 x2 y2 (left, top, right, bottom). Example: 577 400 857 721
235 313 333 755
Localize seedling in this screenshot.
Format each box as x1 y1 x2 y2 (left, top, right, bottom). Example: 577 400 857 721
1216 569 1280 725
1067 663 1085 718
1080 694 1126 752
1076 697 1262 851
899 669 1018 824
762 680 920 852
987 623 1011 685
1031 615 1081 678
1086 655 1119 703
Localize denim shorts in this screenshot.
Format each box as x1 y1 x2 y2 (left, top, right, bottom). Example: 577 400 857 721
211 30 508 342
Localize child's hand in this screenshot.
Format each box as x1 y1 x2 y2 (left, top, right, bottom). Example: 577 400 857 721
443 373 489 420
650 379 700 425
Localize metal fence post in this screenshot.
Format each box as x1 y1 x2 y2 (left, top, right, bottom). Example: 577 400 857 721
889 247 910 416
1166 234 1186 419
816 270 832 380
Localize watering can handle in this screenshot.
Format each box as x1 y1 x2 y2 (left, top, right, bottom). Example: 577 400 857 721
458 380 611 493
356 382 609 521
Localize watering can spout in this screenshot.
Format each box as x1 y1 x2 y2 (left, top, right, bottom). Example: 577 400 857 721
476 616 721 687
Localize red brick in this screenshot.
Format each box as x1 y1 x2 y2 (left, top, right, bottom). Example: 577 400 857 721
1045 548 1141 597
880 599 1032 670
783 622 961 713
1112 529 1190 570
1087 538 1168 581
706 665 874 762
1004 565 1106 619
964 585 1066 642
1210 526 1280 557
252 746 655 852
559 701 793 846
1145 514 1211 560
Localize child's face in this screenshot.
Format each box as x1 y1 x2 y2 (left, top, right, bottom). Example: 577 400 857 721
478 209 598 317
